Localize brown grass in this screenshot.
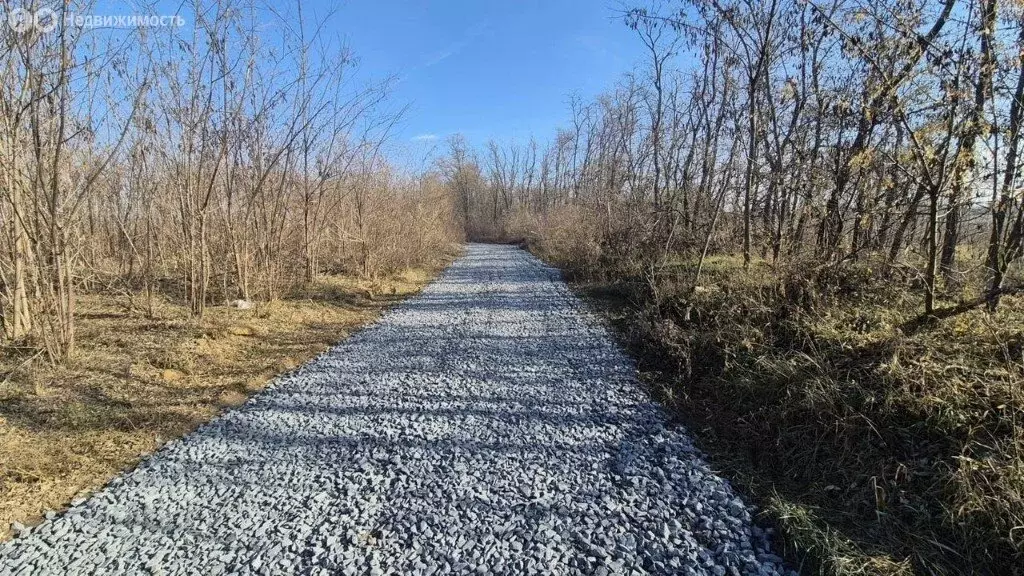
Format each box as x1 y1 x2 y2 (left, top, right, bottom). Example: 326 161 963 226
563 254 1024 576
0 267 442 540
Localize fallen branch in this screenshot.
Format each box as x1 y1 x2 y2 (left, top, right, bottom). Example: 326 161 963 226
901 284 1024 334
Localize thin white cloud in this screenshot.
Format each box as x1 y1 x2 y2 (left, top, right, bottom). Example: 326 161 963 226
421 21 489 68
411 133 438 142
423 44 464 68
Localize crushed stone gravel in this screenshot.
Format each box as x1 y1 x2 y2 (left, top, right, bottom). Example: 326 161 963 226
0 244 794 576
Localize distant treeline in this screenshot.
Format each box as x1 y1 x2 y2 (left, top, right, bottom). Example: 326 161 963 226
446 0 1023 313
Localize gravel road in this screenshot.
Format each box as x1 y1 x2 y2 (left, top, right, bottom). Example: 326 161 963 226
0 244 791 576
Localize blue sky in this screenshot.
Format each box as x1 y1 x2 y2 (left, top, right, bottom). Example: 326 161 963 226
87 0 648 166
329 0 649 159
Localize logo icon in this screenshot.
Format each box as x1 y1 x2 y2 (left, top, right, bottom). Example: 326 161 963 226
34 7 58 33
7 8 33 33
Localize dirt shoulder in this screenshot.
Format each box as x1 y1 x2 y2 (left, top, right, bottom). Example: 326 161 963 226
0 269 441 540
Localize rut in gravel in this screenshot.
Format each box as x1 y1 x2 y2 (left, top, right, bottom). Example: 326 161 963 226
0 244 792 576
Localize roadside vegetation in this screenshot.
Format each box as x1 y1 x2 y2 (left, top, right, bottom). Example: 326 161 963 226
1 0 460 539
443 1 1024 574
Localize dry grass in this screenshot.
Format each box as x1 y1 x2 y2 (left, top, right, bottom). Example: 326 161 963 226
0 267 442 540
566 254 1024 576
